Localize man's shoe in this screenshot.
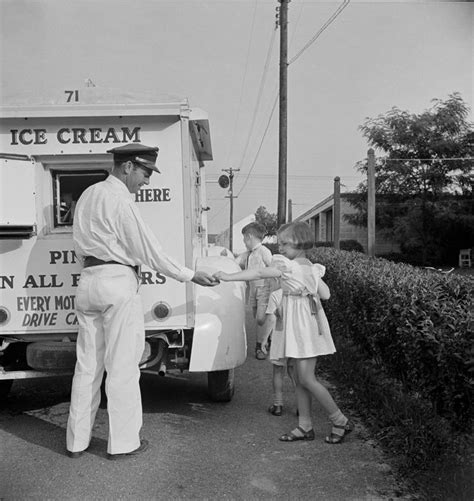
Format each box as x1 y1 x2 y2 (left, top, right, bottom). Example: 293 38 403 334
67 448 87 459
107 439 149 460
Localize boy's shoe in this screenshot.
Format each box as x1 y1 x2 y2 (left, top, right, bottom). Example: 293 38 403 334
268 404 283 416
255 344 266 360
107 439 149 460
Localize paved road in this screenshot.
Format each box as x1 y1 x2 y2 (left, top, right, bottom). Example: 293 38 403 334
0 317 410 500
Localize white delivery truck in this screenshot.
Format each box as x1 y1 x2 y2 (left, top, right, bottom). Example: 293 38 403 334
0 87 246 402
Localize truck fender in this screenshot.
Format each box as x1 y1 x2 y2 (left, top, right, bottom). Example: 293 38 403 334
189 256 246 372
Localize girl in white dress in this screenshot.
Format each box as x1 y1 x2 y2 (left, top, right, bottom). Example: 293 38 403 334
214 222 354 444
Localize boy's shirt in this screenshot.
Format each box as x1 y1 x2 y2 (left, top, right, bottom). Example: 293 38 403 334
236 243 272 287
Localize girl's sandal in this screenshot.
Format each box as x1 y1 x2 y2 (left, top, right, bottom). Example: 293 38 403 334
279 426 315 442
325 419 355 444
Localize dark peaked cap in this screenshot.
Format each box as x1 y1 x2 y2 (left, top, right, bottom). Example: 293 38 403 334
107 143 160 173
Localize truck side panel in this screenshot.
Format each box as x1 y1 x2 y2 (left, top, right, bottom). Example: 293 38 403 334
0 115 193 335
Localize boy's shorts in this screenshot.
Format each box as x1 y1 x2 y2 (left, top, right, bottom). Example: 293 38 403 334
249 284 269 319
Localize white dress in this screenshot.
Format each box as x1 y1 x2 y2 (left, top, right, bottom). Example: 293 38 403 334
271 254 336 359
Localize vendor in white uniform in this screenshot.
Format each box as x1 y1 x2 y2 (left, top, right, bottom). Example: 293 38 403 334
66 144 217 460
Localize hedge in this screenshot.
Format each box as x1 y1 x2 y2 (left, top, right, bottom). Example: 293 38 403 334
264 239 364 255
307 247 473 468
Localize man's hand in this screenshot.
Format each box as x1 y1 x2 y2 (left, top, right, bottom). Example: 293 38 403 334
191 270 219 287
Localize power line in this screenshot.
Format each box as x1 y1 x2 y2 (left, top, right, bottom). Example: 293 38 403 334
224 0 259 166
207 199 230 225
235 92 279 197
206 174 361 182
380 157 474 162
289 1 304 51
288 0 350 66
236 24 278 172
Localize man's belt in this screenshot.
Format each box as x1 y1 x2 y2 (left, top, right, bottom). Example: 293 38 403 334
83 256 140 275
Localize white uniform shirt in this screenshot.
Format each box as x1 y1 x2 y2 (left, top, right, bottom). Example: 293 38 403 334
73 175 194 282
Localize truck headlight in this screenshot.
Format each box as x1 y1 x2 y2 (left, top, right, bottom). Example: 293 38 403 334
152 301 171 321
0 307 11 326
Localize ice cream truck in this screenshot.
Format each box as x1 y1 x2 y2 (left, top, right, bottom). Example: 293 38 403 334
0 87 246 402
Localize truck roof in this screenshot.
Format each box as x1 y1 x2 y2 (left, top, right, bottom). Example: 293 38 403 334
0 86 212 160
1 87 191 117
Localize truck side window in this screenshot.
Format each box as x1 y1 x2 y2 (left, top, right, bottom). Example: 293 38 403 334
52 170 108 227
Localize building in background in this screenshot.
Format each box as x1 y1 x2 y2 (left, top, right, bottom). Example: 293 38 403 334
294 193 399 255
215 214 276 256
215 214 255 255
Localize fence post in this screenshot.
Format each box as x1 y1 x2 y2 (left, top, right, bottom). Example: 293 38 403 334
333 177 340 250
367 149 376 257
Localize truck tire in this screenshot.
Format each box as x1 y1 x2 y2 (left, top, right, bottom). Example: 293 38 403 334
0 380 13 401
26 342 77 371
207 369 235 402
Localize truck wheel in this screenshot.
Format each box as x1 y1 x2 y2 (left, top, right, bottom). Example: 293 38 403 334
0 380 13 401
207 369 235 402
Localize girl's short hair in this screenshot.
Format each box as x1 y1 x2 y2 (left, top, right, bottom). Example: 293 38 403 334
277 222 314 250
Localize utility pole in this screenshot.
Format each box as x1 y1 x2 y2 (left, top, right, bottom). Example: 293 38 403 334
367 149 376 257
277 0 289 226
333 177 340 250
287 198 292 222
222 168 239 253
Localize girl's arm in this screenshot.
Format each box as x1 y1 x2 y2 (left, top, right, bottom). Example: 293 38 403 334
214 266 281 282
318 278 330 300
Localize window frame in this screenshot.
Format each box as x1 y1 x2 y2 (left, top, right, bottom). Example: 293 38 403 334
51 169 109 228
35 154 111 236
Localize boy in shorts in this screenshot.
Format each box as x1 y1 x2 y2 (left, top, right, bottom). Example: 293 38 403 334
236 222 272 359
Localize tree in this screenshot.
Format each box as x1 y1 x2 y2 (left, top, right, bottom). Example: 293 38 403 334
346 93 474 265
254 206 278 236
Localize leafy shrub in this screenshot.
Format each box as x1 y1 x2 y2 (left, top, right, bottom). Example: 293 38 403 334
308 247 473 468
377 252 406 263
267 239 365 254
340 239 364 252
314 241 333 248
263 242 278 254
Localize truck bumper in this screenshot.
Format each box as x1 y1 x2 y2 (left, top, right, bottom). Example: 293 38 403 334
189 256 246 372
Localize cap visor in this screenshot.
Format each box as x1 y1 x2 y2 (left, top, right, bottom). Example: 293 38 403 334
135 160 160 173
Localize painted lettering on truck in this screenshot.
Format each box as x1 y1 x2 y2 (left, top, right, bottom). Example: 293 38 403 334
9 126 141 145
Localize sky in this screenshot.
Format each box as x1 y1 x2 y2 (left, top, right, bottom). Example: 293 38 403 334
1 0 472 235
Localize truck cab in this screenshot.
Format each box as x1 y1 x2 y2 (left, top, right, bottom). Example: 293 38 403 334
0 87 246 402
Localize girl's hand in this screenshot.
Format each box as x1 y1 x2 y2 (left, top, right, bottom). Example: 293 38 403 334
261 333 270 354
213 271 229 281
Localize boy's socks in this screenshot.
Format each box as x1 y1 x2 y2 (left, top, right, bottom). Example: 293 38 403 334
273 393 283 406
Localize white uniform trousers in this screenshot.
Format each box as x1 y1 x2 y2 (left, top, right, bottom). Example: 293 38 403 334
66 265 145 454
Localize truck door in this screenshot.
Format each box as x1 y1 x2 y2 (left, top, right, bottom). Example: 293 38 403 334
0 155 36 239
